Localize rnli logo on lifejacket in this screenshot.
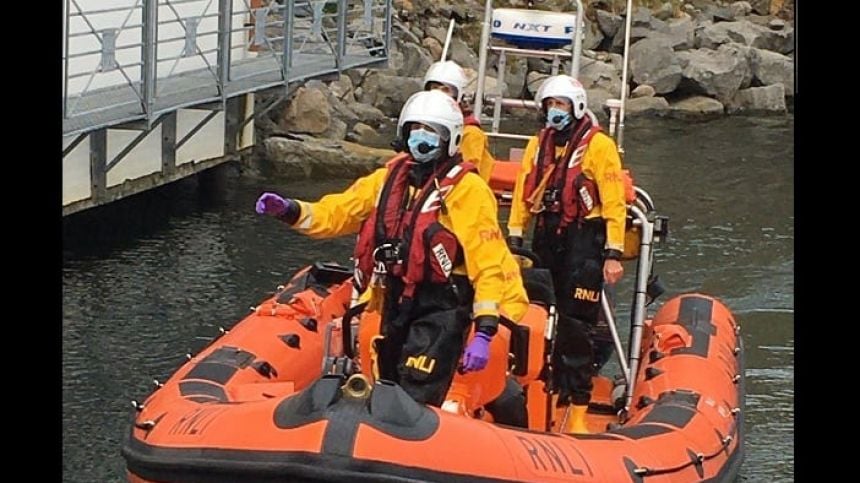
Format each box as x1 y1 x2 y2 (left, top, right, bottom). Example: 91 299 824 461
573 288 600 302
432 243 454 278
421 186 453 213
578 186 594 211
405 354 436 374
567 146 587 168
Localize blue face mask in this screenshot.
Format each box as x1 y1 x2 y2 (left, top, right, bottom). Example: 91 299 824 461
546 107 572 130
407 128 442 163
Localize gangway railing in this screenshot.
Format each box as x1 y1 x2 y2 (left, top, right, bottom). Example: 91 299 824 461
63 0 392 137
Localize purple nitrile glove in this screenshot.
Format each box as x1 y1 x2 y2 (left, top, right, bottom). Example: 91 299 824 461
462 332 492 373
255 192 289 216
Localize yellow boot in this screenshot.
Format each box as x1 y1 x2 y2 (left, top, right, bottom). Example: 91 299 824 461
563 404 590 434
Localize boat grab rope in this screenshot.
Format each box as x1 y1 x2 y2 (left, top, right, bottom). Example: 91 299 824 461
632 431 737 477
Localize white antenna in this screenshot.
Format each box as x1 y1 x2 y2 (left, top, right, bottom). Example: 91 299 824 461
616 0 635 154
441 18 456 61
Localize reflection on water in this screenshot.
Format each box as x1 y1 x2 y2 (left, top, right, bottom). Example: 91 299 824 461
63 116 793 482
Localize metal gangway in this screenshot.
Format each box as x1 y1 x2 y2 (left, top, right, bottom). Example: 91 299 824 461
63 0 392 216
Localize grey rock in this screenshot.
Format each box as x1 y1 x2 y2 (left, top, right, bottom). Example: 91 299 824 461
688 0 718 8
347 122 388 147
396 42 434 78
379 40 405 76
586 87 614 113
631 7 654 28
696 20 794 54
357 73 424 117
607 53 625 71
596 10 623 39
320 117 348 141
586 88 613 124
580 57 622 97
463 68 508 98
730 1 753 17
425 25 447 45
750 48 794 95
264 135 396 179
450 3 474 22
720 43 756 89
669 96 725 118
631 84 656 98
303 79 328 92
499 56 529 98
626 96 670 116
280 86 331 134
328 98 361 126
665 17 696 50
649 16 669 33
629 36 683 94
448 38 479 70
676 45 752 102
422 37 443 62
655 2 675 21
749 0 771 15
348 102 390 128
584 20 605 51
611 25 655 53
695 21 736 49
768 18 786 30
709 6 736 23
744 13 777 27
394 20 424 46
345 68 369 90
327 74 355 102
725 84 787 113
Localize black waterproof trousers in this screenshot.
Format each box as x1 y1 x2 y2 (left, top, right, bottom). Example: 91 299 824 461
533 216 607 406
376 277 473 407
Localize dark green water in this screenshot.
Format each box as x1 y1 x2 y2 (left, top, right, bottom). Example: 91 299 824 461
62 115 793 482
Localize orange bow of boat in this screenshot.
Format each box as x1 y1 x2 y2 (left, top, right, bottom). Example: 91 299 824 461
122 262 744 483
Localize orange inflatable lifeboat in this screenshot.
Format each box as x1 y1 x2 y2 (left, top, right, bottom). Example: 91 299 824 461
122 259 745 482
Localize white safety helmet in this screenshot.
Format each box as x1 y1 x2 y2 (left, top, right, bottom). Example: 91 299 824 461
423 60 468 103
535 74 588 120
397 90 464 157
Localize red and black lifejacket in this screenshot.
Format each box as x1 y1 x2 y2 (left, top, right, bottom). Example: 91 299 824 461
521 116 603 230
353 155 477 298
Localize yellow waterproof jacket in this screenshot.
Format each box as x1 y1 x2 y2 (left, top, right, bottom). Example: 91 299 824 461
508 131 627 252
461 125 495 183
291 161 529 323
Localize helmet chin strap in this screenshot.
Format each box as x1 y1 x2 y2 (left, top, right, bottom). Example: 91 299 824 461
407 156 452 215
552 120 575 147
408 155 437 187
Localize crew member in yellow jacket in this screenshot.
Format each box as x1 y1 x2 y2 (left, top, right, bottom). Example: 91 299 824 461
507 75 627 434
422 60 495 182
257 90 528 413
